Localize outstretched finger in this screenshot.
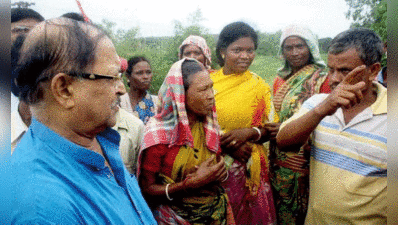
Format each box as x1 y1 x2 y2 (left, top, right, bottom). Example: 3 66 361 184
342 65 366 85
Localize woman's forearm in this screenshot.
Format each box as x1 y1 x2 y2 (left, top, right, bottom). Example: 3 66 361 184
140 171 189 198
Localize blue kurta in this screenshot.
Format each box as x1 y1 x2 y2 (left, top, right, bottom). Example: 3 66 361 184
5 118 156 224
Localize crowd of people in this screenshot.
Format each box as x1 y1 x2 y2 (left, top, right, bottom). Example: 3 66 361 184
6 7 387 225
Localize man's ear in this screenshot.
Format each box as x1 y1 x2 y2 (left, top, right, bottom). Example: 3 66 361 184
50 73 76 109
368 62 381 81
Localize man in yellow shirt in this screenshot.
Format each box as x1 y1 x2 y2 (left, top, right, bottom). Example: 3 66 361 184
277 28 386 224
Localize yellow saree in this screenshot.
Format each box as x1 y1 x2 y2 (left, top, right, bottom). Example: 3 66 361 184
211 68 278 224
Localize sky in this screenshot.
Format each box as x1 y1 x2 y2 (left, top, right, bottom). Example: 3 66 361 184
25 0 353 39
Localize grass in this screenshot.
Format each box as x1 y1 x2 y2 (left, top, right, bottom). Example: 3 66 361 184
249 55 282 86
141 53 329 95
250 54 328 86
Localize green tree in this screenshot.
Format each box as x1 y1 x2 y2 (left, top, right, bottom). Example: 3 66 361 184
96 19 117 41
167 7 215 66
257 31 282 56
319 37 332 54
96 19 141 58
345 0 387 40
11 1 35 8
144 7 217 93
114 27 141 57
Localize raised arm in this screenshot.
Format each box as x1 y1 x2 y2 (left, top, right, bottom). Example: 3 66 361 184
276 65 367 151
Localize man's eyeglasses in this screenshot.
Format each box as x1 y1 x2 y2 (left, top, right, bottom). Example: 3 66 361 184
35 72 123 85
78 73 122 81
11 25 31 34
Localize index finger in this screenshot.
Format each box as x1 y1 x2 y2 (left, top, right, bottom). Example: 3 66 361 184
214 157 225 169
342 65 366 85
220 132 231 141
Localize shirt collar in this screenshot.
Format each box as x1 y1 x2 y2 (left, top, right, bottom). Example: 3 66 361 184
11 110 28 143
113 109 129 130
371 82 387 115
30 118 121 169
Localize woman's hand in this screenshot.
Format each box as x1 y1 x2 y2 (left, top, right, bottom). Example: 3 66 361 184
229 143 252 164
221 128 258 150
262 123 281 141
185 155 227 189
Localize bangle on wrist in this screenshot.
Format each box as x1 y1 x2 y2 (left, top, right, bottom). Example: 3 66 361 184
165 183 173 201
252 127 262 142
221 170 229 182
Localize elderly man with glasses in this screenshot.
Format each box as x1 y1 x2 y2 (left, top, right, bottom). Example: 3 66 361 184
6 18 156 224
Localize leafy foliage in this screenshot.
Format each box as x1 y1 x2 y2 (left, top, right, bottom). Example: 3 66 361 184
166 8 218 69
97 9 327 94
345 0 387 40
257 31 282 57
11 1 35 8
318 38 332 53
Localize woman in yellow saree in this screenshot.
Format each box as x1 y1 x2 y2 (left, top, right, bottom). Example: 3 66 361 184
139 58 235 225
210 21 279 225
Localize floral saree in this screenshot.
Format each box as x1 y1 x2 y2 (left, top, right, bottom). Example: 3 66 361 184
270 24 330 225
119 91 158 124
271 64 328 224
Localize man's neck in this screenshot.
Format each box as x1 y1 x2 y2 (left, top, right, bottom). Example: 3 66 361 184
35 109 114 174
18 101 32 127
33 106 105 154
